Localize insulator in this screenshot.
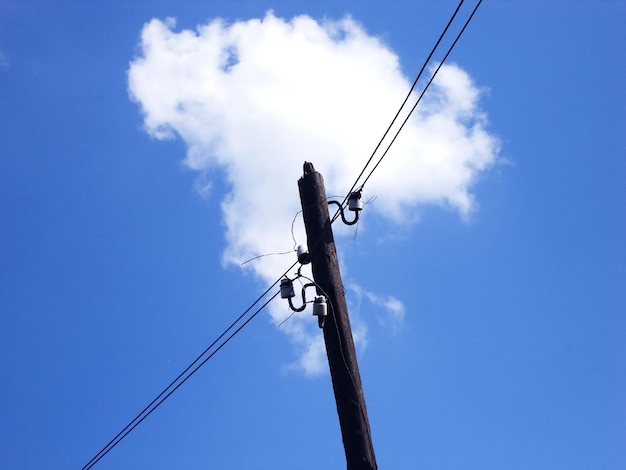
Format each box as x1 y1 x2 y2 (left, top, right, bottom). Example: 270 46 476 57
280 278 295 299
312 295 327 317
297 245 310 265
348 191 363 212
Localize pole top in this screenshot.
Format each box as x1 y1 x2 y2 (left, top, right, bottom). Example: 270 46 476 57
303 161 316 175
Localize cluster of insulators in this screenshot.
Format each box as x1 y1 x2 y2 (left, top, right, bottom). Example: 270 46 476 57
280 278 327 329
278 191 363 328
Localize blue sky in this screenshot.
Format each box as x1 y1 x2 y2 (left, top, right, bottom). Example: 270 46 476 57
1 1 624 469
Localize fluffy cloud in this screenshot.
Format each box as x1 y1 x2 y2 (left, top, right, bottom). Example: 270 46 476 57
349 283 406 335
128 12 499 374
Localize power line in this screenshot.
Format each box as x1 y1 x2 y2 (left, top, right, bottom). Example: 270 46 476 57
359 0 484 190
333 0 483 223
345 0 467 200
83 194 347 468
81 282 288 469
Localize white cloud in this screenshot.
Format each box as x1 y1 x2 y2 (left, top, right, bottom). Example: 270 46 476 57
349 283 406 334
128 12 500 375
284 333 327 377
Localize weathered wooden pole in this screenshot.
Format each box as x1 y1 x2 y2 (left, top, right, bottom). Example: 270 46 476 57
298 162 377 470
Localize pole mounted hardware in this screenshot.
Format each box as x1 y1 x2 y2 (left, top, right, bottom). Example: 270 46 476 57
348 190 364 212
312 295 328 328
279 278 296 299
280 277 327 328
296 245 311 265
327 190 363 226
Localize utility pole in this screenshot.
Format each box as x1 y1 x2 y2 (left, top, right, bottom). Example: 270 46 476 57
298 162 377 470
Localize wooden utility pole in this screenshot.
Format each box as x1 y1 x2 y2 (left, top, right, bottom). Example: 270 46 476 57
298 162 377 470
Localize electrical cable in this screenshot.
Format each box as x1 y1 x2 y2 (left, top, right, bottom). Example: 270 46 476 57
82 291 279 470
277 309 298 328
241 196 340 267
358 0 484 190
84 194 334 469
81 272 293 469
241 249 295 265
331 0 468 224
320 3 484 446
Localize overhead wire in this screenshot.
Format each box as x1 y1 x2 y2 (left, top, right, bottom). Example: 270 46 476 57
84 194 347 468
82 291 280 470
324 0 483 449
84 198 338 468
331 0 468 224
345 0 466 198
81 270 293 469
358 0 484 190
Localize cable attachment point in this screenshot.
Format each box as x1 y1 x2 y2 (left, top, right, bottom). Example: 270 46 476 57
280 278 326 328
348 190 363 212
280 278 295 299
297 245 310 265
313 295 327 329
282 281 316 313
328 191 363 226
